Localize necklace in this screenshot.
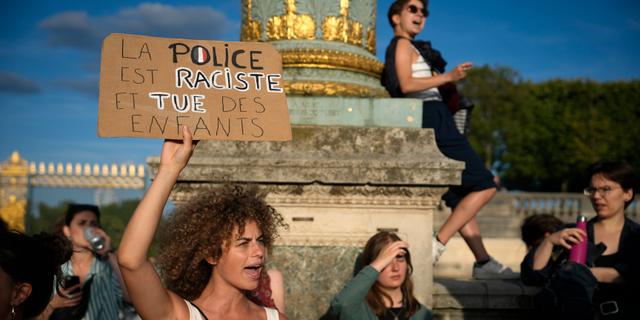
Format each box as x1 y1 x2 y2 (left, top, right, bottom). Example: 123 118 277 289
387 306 404 320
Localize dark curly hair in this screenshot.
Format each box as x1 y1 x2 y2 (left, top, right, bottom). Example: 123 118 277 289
0 228 72 318
157 184 286 300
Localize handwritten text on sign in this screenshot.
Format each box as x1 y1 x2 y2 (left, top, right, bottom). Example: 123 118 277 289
98 33 291 141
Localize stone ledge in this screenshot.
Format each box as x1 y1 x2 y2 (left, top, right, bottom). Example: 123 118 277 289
433 278 541 320
148 126 463 186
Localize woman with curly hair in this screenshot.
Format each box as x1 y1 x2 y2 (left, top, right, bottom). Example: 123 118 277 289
330 231 432 320
118 126 288 320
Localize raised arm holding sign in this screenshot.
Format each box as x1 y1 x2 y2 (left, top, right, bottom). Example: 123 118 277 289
98 33 291 141
110 33 291 319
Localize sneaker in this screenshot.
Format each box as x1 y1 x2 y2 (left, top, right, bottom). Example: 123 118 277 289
472 257 519 280
432 235 446 265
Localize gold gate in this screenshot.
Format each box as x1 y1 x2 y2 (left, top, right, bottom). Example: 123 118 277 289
0 151 145 232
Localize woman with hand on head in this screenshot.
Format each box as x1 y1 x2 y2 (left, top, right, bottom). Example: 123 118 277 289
118 126 288 320
381 0 516 279
331 232 432 320
36 204 129 320
522 160 640 319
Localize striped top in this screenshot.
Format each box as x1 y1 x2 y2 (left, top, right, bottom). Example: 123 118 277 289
60 256 123 320
406 46 443 102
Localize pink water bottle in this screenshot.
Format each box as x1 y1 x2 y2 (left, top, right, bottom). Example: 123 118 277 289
568 215 587 265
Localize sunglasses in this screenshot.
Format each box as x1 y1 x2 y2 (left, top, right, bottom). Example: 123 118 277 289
407 4 429 17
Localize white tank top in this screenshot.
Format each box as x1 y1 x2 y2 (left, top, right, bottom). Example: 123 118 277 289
185 300 280 320
406 46 443 101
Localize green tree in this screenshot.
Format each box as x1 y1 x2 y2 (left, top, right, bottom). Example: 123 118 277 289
463 65 524 168
463 65 640 191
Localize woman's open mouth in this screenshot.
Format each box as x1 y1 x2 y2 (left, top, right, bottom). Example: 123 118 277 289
244 263 263 280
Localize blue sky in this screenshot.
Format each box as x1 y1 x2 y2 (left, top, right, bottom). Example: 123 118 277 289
1 0 639 206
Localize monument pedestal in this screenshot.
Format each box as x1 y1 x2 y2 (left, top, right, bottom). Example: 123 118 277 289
288 96 422 128
149 126 462 319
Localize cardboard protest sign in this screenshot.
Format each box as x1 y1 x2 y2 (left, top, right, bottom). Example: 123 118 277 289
98 33 291 141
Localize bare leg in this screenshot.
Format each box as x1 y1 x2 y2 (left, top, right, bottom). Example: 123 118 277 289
459 217 490 262
436 187 496 261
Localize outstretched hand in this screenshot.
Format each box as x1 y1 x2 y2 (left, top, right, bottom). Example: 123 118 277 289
448 62 473 82
370 240 409 272
159 126 197 173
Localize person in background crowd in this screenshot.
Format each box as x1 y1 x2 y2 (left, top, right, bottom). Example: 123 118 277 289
1 219 71 320
248 268 286 313
330 231 432 319
520 214 564 250
381 0 516 279
36 204 129 319
521 160 640 319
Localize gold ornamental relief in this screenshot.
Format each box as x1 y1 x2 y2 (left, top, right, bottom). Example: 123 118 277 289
322 16 346 42
241 20 261 41
267 16 286 40
0 197 26 232
284 80 389 98
266 0 316 41
366 28 376 53
267 14 316 40
347 21 363 45
280 48 383 77
294 14 316 39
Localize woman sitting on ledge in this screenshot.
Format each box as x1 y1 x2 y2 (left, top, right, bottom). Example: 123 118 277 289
381 0 516 279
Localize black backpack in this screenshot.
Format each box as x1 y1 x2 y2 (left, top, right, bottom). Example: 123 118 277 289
534 261 598 320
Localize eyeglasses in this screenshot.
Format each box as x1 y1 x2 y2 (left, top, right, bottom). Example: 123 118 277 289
583 186 618 197
407 4 429 17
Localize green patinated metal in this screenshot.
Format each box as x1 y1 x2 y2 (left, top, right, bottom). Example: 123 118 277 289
287 96 422 128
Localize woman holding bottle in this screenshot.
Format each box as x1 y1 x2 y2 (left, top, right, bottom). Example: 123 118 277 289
521 160 640 319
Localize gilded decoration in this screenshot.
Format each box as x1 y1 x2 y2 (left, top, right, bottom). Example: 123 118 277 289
241 20 261 41
241 0 378 53
0 196 26 232
267 0 316 40
279 48 383 77
1 151 28 177
240 0 261 41
0 152 28 232
285 80 389 97
366 28 376 53
321 0 363 45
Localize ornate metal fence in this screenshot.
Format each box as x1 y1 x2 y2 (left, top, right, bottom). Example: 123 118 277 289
0 151 145 231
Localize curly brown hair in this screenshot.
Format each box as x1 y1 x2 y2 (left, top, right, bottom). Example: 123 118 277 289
157 184 286 300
